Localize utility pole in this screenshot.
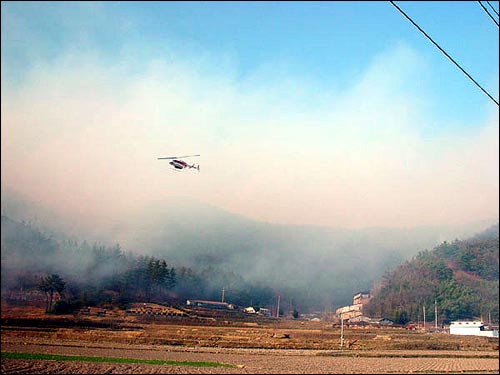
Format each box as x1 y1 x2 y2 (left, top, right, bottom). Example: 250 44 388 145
434 299 438 329
276 295 280 318
221 288 225 303
423 305 426 330
340 312 345 348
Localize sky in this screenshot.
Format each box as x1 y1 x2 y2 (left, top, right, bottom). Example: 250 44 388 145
1 1 499 230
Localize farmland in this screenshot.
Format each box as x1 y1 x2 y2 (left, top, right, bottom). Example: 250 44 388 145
1 303 498 374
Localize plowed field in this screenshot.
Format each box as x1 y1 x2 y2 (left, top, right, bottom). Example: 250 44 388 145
2 305 498 374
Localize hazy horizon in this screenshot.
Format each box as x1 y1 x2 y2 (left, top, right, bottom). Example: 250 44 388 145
3 189 497 311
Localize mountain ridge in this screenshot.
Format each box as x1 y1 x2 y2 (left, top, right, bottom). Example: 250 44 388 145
2 189 498 310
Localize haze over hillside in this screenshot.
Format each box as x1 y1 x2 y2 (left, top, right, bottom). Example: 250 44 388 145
2 190 497 310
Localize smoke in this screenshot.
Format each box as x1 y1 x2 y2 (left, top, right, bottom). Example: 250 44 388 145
2 3 498 314
1 25 498 233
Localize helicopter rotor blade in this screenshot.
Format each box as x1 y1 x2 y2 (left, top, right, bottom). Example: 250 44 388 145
158 154 200 160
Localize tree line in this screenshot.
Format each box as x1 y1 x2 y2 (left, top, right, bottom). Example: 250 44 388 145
1 215 277 313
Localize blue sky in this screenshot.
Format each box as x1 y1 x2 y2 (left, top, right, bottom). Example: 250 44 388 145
1 1 499 230
3 1 499 124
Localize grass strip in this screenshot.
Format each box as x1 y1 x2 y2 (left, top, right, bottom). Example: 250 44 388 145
1 351 236 368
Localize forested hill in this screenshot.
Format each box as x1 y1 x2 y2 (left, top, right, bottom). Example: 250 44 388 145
2 205 498 315
0 214 277 311
365 224 499 325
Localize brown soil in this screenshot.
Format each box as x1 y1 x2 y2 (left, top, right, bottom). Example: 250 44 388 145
2 304 499 374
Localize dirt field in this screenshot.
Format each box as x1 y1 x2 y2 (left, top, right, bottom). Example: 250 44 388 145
2 304 499 374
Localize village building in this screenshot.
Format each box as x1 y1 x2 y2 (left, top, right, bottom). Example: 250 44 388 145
352 291 371 305
186 299 235 310
243 306 256 314
336 303 363 320
335 291 372 320
257 307 272 317
449 321 499 337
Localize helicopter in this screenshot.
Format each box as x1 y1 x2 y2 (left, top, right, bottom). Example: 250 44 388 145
157 154 200 171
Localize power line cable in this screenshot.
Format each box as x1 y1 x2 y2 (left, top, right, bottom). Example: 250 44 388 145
486 1 499 17
389 1 499 106
478 1 499 27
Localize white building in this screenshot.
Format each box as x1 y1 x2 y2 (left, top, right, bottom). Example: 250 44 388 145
336 303 363 320
335 291 371 320
449 321 499 337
